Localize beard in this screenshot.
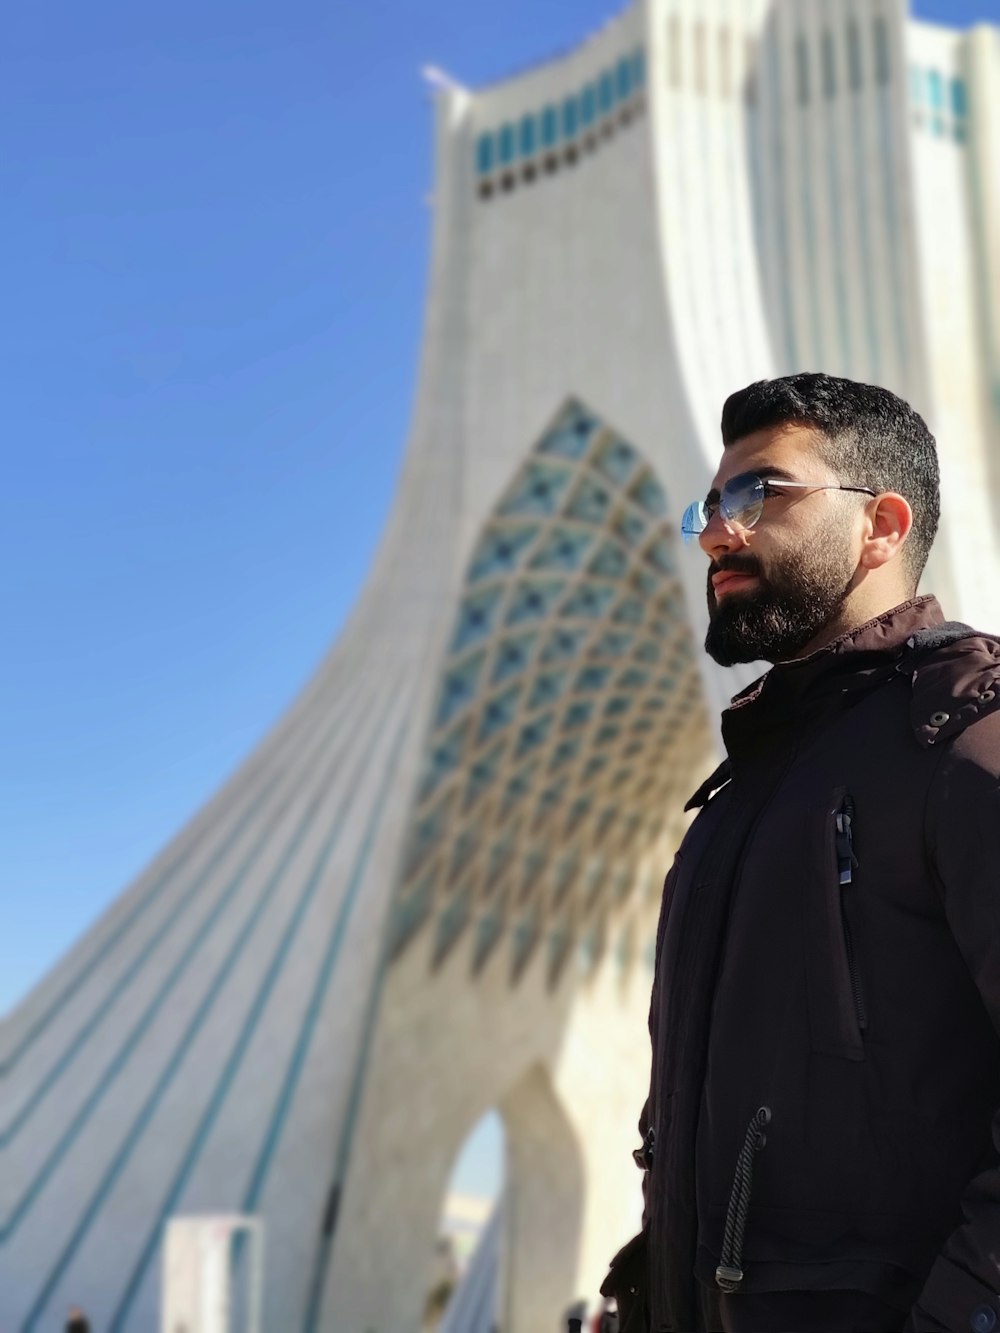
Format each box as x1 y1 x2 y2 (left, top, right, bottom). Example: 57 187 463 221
704 542 856 667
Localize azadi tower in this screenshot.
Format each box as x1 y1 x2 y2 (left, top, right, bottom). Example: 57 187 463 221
2 0 998 1328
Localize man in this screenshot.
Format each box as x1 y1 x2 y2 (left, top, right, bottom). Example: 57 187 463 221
603 374 1000 1333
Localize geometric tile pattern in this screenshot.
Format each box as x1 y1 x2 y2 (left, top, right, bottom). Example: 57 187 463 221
391 399 706 984
475 48 647 201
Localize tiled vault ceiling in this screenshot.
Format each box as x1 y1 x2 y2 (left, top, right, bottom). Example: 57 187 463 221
390 399 711 986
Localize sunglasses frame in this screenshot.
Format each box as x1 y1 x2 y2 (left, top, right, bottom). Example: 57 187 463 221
681 471 877 544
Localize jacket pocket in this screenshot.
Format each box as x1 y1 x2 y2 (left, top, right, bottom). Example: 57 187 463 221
804 788 866 1061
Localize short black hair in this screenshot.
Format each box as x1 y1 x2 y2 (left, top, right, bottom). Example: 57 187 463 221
720 372 940 585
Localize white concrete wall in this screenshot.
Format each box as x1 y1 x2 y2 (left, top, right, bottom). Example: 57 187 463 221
323 907 654 1331
906 18 1000 627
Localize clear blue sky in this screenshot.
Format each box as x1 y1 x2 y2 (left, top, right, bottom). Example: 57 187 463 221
1 0 996 1201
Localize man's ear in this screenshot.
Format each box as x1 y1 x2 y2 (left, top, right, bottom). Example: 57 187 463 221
859 492 912 571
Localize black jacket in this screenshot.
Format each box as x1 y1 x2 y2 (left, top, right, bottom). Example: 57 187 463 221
606 598 1000 1333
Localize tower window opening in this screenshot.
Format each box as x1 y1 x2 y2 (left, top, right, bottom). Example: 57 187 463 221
478 181 493 201
498 123 515 166
564 143 578 166
669 15 682 88
519 114 536 158
562 95 579 138
541 104 559 148
909 64 923 107
581 83 597 126
694 21 707 95
599 70 615 113
951 76 968 120
616 56 632 100
543 153 559 174
476 133 494 175
633 48 646 90
796 34 811 106
927 69 943 110
583 131 597 153
522 163 536 184
500 171 515 193
848 18 863 90
822 30 837 99
874 16 891 85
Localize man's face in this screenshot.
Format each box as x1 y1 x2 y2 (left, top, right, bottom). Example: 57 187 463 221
700 423 864 666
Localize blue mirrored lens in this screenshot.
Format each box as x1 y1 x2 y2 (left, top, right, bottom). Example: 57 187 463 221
681 500 707 544
682 473 768 544
720 473 765 528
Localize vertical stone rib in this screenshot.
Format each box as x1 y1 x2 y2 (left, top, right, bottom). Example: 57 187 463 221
0 668 369 1147
0 649 359 1075
18 669 415 1331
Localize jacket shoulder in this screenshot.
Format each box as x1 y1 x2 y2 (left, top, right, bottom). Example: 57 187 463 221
909 633 1000 749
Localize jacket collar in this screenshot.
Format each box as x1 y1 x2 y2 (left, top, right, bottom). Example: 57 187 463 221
720 596 945 763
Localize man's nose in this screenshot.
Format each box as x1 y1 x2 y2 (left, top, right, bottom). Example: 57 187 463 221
698 508 750 559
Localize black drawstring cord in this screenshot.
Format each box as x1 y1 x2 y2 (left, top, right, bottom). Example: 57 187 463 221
715 1105 771 1293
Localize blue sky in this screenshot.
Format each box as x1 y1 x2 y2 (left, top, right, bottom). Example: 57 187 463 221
1 0 996 1200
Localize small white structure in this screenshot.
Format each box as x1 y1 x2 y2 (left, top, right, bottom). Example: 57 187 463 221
162 1216 263 1333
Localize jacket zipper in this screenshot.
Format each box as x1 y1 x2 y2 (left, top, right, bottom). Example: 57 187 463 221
649 747 798 1327
835 794 867 1033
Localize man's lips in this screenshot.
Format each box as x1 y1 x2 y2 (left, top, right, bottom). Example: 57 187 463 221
711 569 758 598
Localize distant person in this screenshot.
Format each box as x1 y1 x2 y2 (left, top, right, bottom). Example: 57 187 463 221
564 1297 587 1332
65 1308 90 1333
592 1298 619 1333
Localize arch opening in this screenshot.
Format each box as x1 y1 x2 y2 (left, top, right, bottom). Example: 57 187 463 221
427 1110 505 1332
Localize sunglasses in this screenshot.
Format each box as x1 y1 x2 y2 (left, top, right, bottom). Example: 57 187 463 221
681 470 877 544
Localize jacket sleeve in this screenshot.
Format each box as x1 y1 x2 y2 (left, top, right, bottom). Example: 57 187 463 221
908 720 1000 1333
638 856 683 1225
637 910 659 1230
601 857 680 1320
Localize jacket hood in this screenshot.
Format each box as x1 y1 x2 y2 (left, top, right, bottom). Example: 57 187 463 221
906 628 1000 747
719 597 1000 763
